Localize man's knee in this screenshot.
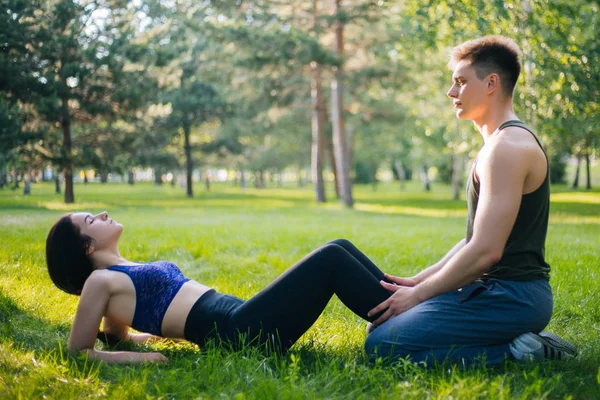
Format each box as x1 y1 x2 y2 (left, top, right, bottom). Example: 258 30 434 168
364 331 411 361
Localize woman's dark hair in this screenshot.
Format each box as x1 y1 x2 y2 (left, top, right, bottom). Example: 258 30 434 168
46 214 95 295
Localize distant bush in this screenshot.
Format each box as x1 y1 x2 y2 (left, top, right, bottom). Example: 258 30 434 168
549 153 567 184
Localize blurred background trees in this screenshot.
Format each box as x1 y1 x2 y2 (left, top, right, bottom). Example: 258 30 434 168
1 0 598 204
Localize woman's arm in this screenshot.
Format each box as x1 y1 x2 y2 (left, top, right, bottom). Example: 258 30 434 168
69 271 167 364
82 349 168 364
102 317 163 344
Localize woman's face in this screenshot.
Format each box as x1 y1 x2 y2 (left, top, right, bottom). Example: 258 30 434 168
70 211 124 252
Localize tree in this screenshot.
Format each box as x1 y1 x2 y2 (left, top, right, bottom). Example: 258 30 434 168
311 0 327 202
330 0 353 207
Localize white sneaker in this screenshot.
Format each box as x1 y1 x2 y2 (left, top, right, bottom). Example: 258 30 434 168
509 331 577 361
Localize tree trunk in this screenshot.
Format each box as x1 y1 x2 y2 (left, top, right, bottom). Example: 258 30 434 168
254 171 265 188
183 118 193 198
394 160 406 191
240 169 247 189
326 130 340 198
585 152 591 189
260 170 266 188
84 174 88 185
55 174 61 194
310 0 326 203
331 0 353 208
205 171 211 191
0 164 6 189
100 172 108 184
347 125 354 171
154 170 163 185
422 163 431 191
572 153 580 189
370 160 377 191
127 169 135 185
23 177 31 195
298 167 305 187
451 153 463 200
11 170 20 189
61 96 74 203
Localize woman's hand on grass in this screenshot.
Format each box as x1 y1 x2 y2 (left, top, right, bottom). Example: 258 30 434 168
143 352 169 363
83 349 169 364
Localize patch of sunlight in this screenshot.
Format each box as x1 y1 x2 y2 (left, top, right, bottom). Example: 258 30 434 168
355 203 466 218
219 187 314 199
550 214 600 225
551 192 600 204
0 215 35 226
42 201 112 211
199 199 297 208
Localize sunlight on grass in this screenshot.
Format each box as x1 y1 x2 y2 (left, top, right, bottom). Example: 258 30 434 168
550 214 600 225
355 203 466 218
551 192 600 204
198 199 297 208
43 201 113 211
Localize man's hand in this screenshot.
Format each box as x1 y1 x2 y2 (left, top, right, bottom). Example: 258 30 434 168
367 282 422 326
383 274 418 287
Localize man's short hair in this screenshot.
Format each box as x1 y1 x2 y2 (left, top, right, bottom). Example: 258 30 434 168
450 35 522 97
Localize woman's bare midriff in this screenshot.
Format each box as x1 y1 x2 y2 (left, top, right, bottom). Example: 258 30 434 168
160 280 212 338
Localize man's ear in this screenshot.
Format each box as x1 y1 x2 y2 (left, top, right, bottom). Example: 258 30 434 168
487 73 500 94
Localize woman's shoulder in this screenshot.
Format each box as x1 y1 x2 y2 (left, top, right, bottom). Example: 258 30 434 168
84 268 131 295
81 269 114 296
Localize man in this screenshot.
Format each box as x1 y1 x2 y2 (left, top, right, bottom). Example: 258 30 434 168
364 36 576 365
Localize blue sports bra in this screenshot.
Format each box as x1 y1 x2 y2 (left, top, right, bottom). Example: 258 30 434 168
107 261 190 336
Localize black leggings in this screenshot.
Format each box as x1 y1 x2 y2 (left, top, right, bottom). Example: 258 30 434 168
184 239 392 351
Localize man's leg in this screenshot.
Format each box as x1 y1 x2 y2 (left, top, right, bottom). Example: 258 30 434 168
365 279 553 366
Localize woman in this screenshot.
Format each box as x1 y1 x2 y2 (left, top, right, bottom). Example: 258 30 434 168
46 211 398 364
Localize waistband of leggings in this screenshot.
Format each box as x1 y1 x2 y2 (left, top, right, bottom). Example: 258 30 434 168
184 289 221 344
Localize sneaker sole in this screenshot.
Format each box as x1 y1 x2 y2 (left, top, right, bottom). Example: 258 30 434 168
536 331 577 360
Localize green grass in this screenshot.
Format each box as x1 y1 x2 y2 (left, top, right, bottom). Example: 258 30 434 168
0 180 599 399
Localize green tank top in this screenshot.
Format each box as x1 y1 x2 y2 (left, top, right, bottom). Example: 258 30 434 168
466 120 551 281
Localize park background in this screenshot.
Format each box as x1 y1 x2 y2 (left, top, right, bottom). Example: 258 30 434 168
1 0 599 398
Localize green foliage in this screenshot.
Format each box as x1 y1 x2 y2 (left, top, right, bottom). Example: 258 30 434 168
548 153 568 185
1 0 597 201
435 155 454 185
352 160 373 184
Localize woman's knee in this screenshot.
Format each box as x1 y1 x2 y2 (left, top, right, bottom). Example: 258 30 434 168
319 242 346 256
327 238 354 249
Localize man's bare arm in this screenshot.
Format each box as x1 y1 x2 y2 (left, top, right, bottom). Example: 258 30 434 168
415 239 467 283
384 239 466 286
370 139 529 324
416 139 527 300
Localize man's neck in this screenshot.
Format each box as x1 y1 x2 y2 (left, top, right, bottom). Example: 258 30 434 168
472 102 518 143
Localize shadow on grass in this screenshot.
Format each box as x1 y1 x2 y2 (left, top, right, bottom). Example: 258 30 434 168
0 289 71 353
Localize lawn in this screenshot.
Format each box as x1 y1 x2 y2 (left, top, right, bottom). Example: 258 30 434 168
0 180 599 399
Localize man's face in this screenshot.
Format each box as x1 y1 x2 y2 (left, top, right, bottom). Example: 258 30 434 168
446 60 489 121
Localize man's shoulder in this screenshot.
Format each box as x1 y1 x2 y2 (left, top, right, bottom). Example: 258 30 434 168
493 125 542 155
